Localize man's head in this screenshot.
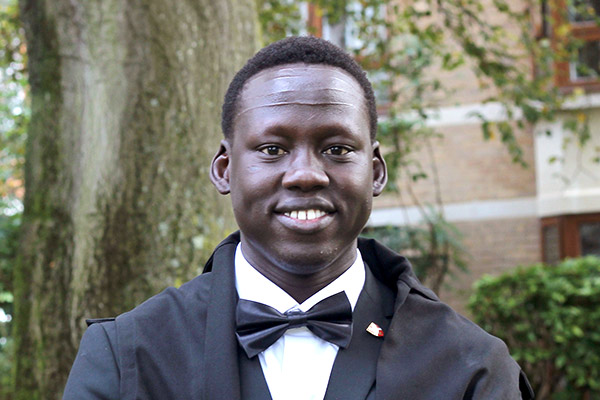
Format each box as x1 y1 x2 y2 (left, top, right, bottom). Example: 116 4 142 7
221 36 378 143
211 36 387 298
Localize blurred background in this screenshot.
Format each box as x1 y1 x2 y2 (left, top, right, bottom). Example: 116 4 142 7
0 0 599 398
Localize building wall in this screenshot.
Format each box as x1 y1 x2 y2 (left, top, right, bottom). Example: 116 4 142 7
370 104 600 314
370 118 541 314
367 0 600 314
370 121 540 314
437 217 541 316
374 122 537 209
534 102 600 217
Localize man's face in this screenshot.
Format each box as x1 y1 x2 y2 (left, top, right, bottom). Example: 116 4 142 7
212 63 386 275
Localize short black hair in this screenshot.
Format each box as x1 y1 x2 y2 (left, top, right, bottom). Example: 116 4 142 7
221 36 377 141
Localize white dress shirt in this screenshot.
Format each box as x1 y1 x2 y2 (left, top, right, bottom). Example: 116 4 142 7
235 243 366 400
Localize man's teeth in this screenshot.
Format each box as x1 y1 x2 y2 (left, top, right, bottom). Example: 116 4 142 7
284 209 327 220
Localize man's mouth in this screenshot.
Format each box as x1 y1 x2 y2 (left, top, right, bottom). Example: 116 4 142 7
283 209 328 221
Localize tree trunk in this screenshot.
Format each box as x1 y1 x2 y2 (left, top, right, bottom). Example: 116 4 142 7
14 0 258 398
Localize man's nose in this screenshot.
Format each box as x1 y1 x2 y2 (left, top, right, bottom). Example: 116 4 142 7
282 151 329 191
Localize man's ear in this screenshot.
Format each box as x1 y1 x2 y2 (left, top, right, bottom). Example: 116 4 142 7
372 141 387 196
210 140 231 195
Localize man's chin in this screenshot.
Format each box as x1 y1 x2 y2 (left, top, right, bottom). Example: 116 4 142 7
271 243 356 275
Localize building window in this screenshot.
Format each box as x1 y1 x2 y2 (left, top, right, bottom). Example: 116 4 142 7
552 0 600 90
580 221 600 255
541 213 600 263
542 222 561 265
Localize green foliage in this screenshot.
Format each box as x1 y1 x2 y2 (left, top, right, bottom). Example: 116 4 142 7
0 205 19 293
0 1 27 398
0 336 13 400
0 0 26 293
0 205 19 400
0 0 27 200
469 257 600 399
361 207 468 293
256 0 303 44
377 115 439 193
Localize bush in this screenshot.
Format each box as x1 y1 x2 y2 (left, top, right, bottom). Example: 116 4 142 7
469 257 600 400
0 208 19 400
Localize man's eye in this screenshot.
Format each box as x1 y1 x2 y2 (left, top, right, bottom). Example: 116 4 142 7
324 146 350 156
260 146 286 156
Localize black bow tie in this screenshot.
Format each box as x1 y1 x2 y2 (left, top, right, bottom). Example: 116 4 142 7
235 291 353 358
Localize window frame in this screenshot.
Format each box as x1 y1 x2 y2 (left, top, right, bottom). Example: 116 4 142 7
551 0 600 90
541 213 600 263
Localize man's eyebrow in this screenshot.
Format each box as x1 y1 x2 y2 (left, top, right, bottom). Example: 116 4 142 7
257 121 365 141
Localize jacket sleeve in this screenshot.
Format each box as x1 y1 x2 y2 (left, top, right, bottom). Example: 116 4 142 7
463 339 535 400
63 322 120 400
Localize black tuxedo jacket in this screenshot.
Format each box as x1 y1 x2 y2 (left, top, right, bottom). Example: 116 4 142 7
64 232 533 399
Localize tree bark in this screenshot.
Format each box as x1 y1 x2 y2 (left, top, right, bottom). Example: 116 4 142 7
14 0 258 398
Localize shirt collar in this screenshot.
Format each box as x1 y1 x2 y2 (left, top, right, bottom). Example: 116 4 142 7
235 243 365 314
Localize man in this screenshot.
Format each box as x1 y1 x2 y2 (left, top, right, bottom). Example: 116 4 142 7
64 36 534 399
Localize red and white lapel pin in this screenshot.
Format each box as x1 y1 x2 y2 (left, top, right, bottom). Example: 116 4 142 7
366 322 384 337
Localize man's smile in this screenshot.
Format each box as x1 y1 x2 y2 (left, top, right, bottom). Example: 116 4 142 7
275 210 335 234
282 209 329 221
273 201 337 233
273 197 336 219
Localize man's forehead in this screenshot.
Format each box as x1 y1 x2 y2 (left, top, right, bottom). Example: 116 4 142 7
235 63 367 118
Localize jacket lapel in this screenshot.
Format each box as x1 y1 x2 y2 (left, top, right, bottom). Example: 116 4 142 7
238 347 273 400
203 236 243 400
324 263 395 400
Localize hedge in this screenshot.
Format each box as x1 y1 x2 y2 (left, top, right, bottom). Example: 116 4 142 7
468 256 600 400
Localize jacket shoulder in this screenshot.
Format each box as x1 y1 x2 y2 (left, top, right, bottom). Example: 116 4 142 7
64 321 120 399
121 271 213 320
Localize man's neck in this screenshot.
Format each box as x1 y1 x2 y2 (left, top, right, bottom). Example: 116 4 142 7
239 238 358 303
